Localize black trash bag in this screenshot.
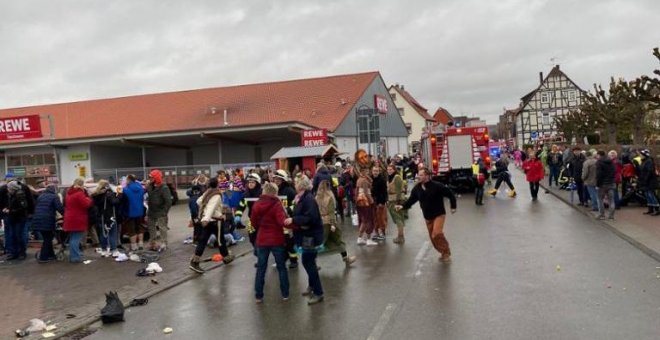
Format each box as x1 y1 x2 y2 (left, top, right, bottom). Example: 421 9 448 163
101 291 125 324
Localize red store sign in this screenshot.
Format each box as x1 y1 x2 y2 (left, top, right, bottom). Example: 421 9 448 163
301 129 328 147
0 115 43 141
374 94 388 114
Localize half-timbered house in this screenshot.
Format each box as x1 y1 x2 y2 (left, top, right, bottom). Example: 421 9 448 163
514 65 586 146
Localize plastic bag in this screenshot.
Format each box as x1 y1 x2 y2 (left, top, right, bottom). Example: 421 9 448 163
101 291 125 324
351 213 359 227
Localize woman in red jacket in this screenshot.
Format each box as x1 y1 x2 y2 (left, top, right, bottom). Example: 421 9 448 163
64 177 94 263
523 150 545 201
250 182 291 303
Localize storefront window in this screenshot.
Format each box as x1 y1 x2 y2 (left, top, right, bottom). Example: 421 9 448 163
8 155 22 166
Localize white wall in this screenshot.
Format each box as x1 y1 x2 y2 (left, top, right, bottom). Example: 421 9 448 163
390 88 431 144
59 144 92 185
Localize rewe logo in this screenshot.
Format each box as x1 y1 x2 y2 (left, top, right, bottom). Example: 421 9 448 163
0 117 32 133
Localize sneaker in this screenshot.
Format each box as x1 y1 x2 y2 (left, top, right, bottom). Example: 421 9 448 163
111 250 122 258
307 295 324 305
507 190 517 197
366 239 378 246
357 237 367 245
393 236 405 244
158 244 167 252
95 247 103 254
488 189 497 196
597 215 606 220
373 234 385 241
101 249 111 258
255 298 263 304
281 297 289 302
343 255 357 266
183 237 192 244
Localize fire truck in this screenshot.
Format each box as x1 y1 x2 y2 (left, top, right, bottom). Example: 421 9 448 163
420 123 491 191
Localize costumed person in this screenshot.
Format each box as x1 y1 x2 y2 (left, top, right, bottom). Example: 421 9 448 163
522 150 544 201
273 169 299 269
488 156 516 197
251 182 291 303
285 176 325 305
234 173 263 263
386 164 407 243
396 168 457 263
189 177 234 274
355 167 378 246
316 180 356 266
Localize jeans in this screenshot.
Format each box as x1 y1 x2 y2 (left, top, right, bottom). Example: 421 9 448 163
586 185 598 210
494 173 515 190
529 182 540 199
646 190 659 207
301 249 323 297
597 185 616 218
255 246 289 299
548 166 560 186
69 231 84 262
6 218 27 257
575 180 585 204
39 230 56 261
98 222 118 251
475 185 484 204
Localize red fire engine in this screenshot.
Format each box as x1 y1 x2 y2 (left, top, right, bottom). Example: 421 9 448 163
420 123 491 191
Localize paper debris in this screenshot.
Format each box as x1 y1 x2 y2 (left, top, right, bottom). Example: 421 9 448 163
42 332 56 338
163 327 173 334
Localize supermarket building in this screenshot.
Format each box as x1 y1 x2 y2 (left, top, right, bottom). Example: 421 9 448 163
0 71 409 187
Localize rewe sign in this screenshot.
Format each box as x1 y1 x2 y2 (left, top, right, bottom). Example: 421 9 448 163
301 129 328 147
0 115 42 141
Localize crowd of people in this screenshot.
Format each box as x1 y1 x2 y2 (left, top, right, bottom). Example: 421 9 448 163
487 145 659 218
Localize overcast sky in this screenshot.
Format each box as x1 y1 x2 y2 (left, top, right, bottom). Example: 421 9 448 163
1 0 658 124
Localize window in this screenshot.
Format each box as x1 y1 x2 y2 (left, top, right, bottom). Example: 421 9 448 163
358 112 380 143
542 112 550 125
390 93 397 101
398 107 404 116
541 92 551 103
405 123 412 135
568 90 576 101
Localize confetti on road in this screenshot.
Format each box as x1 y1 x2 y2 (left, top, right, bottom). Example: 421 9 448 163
555 265 561 272
163 327 173 334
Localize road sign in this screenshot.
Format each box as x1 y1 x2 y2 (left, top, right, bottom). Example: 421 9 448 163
531 131 538 140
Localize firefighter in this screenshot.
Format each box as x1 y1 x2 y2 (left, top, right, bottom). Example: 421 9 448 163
272 169 299 268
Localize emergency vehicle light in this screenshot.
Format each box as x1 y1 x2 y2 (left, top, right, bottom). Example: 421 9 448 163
431 136 436 143
432 159 438 165
456 128 462 133
483 133 489 141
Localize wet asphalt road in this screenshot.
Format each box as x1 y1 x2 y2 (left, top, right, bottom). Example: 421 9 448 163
87 173 660 340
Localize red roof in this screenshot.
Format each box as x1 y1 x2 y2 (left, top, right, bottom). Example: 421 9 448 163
0 72 380 145
390 85 434 121
433 107 453 125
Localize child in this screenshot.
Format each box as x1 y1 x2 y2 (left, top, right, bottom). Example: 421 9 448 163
185 185 203 244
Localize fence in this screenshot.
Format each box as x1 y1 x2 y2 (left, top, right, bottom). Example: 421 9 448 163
92 162 275 189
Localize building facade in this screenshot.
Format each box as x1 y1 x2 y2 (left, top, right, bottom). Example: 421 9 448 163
1 72 408 186
387 84 435 154
514 65 586 146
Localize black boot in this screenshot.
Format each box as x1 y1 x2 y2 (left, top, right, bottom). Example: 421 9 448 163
643 206 654 215
189 255 204 274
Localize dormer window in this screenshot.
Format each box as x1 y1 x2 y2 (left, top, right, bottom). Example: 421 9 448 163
541 92 551 104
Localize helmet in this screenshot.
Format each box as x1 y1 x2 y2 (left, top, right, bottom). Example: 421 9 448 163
247 173 261 183
273 169 290 182
640 149 651 157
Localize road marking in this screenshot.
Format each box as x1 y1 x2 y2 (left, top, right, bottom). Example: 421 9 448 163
415 241 431 262
367 303 397 340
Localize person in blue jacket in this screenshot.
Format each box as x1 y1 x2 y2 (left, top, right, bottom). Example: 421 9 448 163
285 176 324 305
31 182 64 263
122 175 145 251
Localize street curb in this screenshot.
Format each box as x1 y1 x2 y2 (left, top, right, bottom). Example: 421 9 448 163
30 247 254 340
538 180 660 263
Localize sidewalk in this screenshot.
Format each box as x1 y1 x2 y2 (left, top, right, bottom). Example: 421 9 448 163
0 203 253 339
538 176 660 262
